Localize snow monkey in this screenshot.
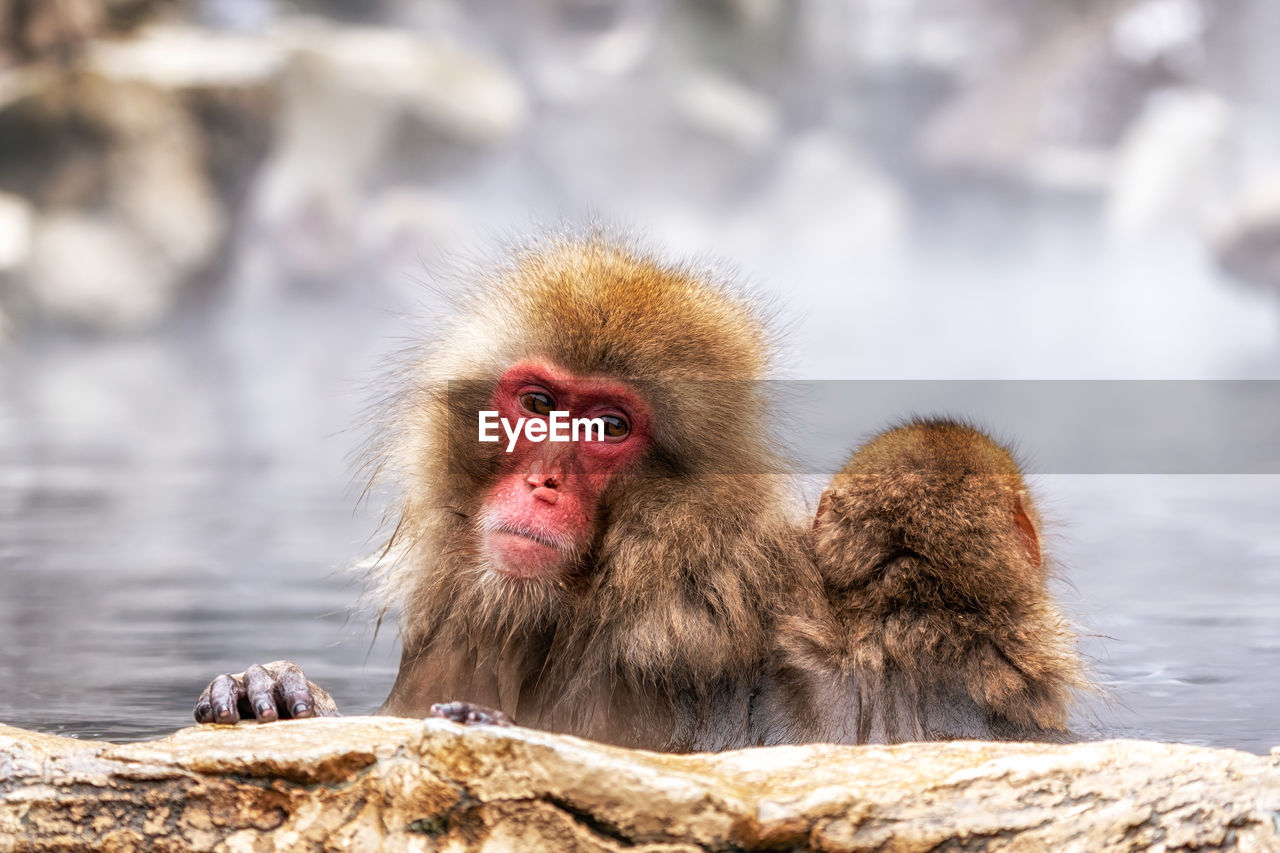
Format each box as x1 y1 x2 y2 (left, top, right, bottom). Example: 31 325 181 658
194 235 1088 749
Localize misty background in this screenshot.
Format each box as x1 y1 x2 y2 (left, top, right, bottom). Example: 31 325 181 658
0 0 1278 750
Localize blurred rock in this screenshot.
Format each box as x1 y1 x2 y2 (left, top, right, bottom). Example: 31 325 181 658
918 4 1175 194
3 718 1280 850
0 0 103 66
358 187 465 288
0 72 225 331
753 132 906 260
279 20 525 146
671 0 793 87
0 189 26 339
845 0 991 75
26 212 176 331
0 23 284 332
77 26 280 211
86 22 287 86
521 2 658 105
0 190 30 271
1213 172 1280 290
675 70 779 152
1111 0 1206 74
0 0 174 67
194 0 276 31
0 17 523 324
1106 87 1229 240
241 18 524 287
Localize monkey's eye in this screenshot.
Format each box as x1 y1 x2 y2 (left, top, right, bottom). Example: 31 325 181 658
519 391 555 416
601 415 629 440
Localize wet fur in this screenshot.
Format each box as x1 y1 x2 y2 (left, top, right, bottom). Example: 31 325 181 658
757 419 1090 744
364 232 815 750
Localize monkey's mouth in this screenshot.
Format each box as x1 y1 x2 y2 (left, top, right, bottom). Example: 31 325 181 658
483 527 570 580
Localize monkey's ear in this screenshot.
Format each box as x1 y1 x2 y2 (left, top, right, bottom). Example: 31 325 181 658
1013 491 1042 569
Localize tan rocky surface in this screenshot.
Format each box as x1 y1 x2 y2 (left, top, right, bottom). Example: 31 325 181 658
2 717 1279 851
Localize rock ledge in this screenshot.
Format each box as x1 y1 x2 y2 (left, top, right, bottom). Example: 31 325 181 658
1 718 1278 851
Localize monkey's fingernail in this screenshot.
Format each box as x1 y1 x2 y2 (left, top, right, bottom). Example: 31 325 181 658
292 702 311 716
256 702 275 717
214 705 231 720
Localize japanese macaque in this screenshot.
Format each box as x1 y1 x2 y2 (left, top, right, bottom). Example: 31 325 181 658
194 236 1090 749
196 235 816 751
754 420 1089 744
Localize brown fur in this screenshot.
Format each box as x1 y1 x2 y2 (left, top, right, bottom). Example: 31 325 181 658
757 419 1090 745
364 233 817 750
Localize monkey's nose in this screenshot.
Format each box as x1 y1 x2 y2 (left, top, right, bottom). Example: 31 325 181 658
531 486 560 505
525 461 561 490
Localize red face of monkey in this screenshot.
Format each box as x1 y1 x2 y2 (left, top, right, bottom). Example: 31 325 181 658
478 361 651 580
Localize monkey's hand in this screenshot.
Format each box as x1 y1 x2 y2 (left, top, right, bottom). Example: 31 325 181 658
429 701 514 727
193 660 339 725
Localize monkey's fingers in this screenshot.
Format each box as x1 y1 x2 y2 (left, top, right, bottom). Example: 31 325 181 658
244 664 280 722
430 701 514 727
193 685 215 724
266 661 318 718
303 680 340 717
207 673 247 724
